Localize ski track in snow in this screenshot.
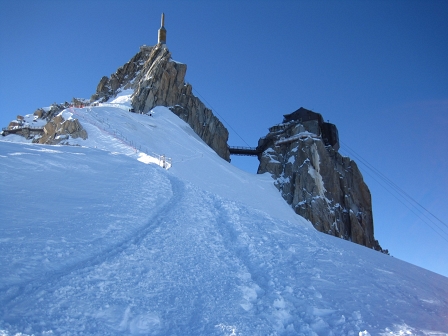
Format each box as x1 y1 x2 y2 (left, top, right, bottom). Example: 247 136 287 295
3 176 445 335
1 102 448 335
0 171 182 305
1 173 187 335
0 149 170 288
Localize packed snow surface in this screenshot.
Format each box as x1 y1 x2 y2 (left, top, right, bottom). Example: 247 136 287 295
1 98 447 335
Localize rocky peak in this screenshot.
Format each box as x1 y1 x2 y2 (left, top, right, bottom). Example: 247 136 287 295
91 44 230 161
3 43 230 160
91 45 153 103
257 108 384 252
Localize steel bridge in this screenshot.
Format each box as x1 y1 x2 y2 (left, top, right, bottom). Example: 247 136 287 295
2 126 44 136
228 146 261 157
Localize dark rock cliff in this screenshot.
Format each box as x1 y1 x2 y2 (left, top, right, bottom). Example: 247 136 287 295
257 108 384 251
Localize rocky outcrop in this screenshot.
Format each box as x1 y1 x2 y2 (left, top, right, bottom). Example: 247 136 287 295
33 108 45 119
44 104 65 121
91 44 230 161
90 46 151 103
130 46 188 113
257 109 384 251
38 114 87 144
1 103 86 143
5 44 229 160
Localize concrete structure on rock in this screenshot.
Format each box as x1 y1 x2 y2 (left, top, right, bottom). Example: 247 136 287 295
158 13 167 44
283 107 340 151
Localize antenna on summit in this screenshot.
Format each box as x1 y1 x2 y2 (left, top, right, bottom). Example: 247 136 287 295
158 13 167 45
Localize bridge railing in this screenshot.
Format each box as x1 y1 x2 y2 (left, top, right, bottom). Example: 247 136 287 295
2 126 44 132
228 146 258 151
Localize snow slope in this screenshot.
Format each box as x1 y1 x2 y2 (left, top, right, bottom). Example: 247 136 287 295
1 96 447 335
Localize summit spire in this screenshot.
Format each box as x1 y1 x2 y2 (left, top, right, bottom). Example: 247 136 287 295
158 13 166 44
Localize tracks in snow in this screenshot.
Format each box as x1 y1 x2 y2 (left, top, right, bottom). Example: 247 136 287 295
0 172 186 316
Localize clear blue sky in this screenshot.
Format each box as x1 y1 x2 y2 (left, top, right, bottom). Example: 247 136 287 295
1 0 447 277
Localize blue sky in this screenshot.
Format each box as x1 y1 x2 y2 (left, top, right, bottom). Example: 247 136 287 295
1 0 447 277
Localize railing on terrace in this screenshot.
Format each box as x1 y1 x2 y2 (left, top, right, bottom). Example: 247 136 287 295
2 126 44 132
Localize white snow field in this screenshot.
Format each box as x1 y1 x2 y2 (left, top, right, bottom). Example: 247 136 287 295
1 95 447 335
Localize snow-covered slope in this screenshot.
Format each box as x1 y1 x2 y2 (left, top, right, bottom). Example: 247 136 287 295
1 96 447 335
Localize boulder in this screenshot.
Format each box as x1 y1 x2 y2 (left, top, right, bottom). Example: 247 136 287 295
34 109 45 118
7 121 20 129
39 115 87 144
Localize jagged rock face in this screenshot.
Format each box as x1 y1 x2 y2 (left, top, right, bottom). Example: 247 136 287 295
2 103 87 144
38 114 87 145
257 120 382 251
90 47 150 103
130 45 186 111
91 44 230 161
33 108 45 118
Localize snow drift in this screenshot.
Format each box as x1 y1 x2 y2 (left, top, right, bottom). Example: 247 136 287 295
1 96 447 335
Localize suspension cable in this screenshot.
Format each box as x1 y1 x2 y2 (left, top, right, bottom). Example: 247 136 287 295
182 87 448 242
340 140 448 243
192 87 251 147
